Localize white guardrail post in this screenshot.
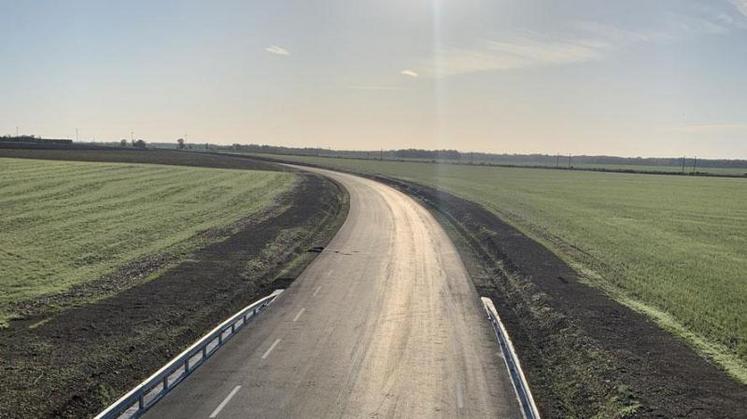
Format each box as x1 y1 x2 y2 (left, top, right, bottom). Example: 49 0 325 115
481 297 541 419
95 289 284 419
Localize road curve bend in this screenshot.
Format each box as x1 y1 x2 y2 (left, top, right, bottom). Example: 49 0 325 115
145 167 522 418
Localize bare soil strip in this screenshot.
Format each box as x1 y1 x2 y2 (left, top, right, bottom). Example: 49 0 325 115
0 150 348 418
374 175 746 418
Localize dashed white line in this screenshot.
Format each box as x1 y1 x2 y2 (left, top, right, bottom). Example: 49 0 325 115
261 338 282 360
209 385 241 418
456 383 464 410
292 307 306 322
312 286 322 297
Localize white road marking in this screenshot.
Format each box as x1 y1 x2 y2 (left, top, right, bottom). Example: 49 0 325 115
209 385 241 418
312 286 322 297
456 383 464 410
292 307 306 322
261 338 282 360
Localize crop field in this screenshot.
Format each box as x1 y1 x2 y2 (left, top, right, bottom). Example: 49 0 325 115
268 154 747 379
285 154 747 176
569 163 747 176
0 157 294 325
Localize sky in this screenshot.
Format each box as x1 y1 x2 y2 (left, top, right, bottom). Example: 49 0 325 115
2 0 747 158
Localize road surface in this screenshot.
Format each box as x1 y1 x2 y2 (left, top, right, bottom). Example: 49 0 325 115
145 167 522 418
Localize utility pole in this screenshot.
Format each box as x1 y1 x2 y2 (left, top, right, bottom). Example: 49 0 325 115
75 128 79 142
130 131 134 143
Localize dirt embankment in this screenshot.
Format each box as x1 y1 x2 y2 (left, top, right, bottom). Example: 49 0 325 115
374 176 746 419
0 162 348 418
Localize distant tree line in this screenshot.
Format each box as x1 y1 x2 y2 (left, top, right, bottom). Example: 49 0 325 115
0 135 72 145
217 143 747 170
115 139 146 148
6 134 744 170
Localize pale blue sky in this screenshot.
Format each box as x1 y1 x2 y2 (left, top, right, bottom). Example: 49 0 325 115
2 0 747 158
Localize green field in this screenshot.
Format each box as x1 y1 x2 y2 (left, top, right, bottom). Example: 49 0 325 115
570 163 747 176
291 154 747 176
0 158 294 324
269 154 747 379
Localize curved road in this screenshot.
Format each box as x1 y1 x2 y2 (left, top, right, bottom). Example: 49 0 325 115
146 167 521 418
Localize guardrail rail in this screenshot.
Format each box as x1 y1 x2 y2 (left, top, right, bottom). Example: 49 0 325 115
481 297 541 419
95 289 284 419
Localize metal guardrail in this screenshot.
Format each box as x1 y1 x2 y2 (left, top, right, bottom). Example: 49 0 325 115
481 297 541 419
95 289 284 419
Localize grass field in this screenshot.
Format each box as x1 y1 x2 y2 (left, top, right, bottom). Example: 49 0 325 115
269 154 747 379
570 163 747 176
0 157 294 324
289 154 747 176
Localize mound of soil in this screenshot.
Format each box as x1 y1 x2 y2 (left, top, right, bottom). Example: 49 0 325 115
0 148 282 171
0 171 348 418
374 176 746 418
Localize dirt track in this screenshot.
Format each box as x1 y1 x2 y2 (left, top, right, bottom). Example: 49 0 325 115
0 149 348 418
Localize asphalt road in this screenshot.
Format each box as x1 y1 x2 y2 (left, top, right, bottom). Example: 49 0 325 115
145 167 522 418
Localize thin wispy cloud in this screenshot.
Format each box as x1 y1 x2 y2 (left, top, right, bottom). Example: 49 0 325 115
423 36 609 78
669 123 747 134
265 45 289 56
667 12 730 35
729 0 747 17
400 69 419 78
415 6 743 79
573 22 673 44
347 85 405 91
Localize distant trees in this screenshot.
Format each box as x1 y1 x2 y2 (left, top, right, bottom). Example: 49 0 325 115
393 149 461 160
132 139 146 149
1 135 72 145
120 139 128 147
177 138 185 150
